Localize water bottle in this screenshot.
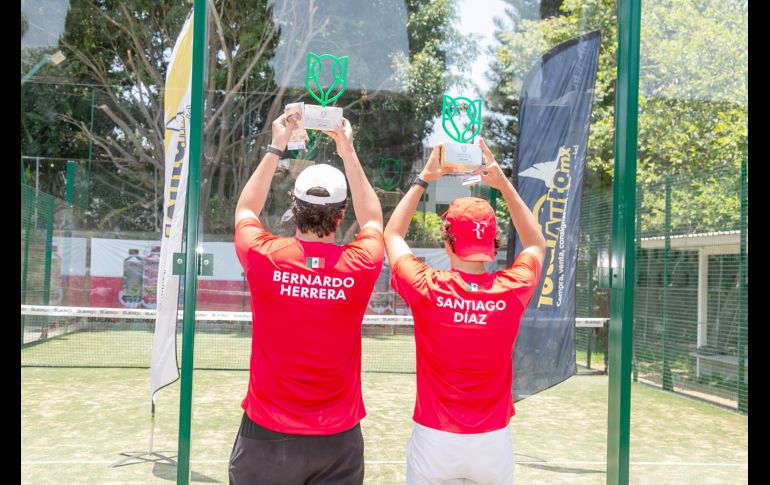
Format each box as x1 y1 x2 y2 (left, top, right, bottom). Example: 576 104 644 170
119 249 143 308
142 246 161 309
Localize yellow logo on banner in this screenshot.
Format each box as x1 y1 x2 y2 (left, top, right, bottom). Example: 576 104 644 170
163 108 189 237
529 145 575 308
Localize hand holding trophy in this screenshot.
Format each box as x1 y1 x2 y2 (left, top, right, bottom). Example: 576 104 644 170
321 117 355 159
438 94 484 185
285 52 348 140
419 144 451 183
472 138 509 191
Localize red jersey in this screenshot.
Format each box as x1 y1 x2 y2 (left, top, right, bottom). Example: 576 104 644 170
234 217 384 435
390 252 541 434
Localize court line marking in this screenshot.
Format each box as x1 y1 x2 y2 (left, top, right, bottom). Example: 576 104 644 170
21 459 748 467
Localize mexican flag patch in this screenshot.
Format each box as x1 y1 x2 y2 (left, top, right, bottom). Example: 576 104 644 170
306 257 325 269
465 282 479 292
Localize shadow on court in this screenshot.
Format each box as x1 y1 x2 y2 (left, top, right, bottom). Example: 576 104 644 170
519 462 605 475
21 369 747 484
152 463 220 483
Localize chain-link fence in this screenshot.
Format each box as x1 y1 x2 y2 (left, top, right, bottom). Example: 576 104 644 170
632 161 747 412
21 161 748 412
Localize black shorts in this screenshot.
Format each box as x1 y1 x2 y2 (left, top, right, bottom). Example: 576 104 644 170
228 412 364 485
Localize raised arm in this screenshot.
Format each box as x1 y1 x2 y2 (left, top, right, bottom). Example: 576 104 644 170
384 144 448 265
476 138 546 266
234 112 299 225
322 118 383 233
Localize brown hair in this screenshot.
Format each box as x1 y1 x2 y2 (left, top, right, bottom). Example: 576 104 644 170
290 187 348 237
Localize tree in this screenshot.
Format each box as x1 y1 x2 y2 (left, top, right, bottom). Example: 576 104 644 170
486 0 747 233
406 210 443 246
21 0 473 236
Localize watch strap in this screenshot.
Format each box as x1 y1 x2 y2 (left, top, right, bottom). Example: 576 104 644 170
412 176 429 189
263 145 285 158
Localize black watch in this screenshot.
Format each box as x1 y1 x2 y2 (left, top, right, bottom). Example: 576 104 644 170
263 145 285 158
412 176 429 189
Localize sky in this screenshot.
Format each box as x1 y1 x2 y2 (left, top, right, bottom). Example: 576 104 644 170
426 0 509 146
455 0 509 96
21 0 70 50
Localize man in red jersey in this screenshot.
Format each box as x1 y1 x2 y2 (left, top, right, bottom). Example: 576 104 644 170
384 139 546 484
229 111 384 484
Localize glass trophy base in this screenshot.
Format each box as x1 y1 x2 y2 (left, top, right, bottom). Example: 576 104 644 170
303 104 343 130
285 102 309 150
441 142 483 172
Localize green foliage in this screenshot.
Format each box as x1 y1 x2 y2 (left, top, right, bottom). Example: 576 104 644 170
21 0 472 236
493 193 511 241
406 210 443 245
486 0 617 184
487 0 747 235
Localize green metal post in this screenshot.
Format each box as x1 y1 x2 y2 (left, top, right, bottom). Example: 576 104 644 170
607 0 641 483
88 89 95 169
83 88 95 209
662 177 672 390
587 196 594 370
489 187 498 212
66 161 76 204
64 161 75 299
40 195 55 339
21 56 50 85
632 186 641 383
737 159 747 413
21 185 33 345
177 2 207 484
42 196 54 306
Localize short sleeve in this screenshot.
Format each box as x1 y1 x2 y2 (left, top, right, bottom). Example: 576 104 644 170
389 254 432 305
497 251 542 309
342 227 385 270
234 217 277 271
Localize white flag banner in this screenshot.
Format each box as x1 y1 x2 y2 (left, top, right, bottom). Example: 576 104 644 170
151 11 194 399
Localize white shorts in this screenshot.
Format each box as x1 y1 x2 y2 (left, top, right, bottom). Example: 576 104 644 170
405 423 515 485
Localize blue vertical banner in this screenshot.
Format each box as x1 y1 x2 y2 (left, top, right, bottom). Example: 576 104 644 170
511 31 601 400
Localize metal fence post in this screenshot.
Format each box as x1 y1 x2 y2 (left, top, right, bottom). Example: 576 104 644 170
662 177 672 391
177 1 208 483
737 159 747 413
607 0 641 483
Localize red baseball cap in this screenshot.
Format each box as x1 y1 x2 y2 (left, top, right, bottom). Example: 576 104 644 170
441 197 497 262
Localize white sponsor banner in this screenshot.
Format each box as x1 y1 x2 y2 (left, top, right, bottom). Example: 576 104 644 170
90 238 241 280
196 242 243 280
383 248 449 271
51 237 87 276
152 11 194 399
412 248 450 270
90 239 159 277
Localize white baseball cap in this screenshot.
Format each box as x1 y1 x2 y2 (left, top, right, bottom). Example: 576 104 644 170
293 164 348 204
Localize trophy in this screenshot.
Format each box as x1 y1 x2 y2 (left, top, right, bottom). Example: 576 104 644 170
304 52 347 129
373 156 403 207
440 94 484 185
375 157 403 191
285 52 348 137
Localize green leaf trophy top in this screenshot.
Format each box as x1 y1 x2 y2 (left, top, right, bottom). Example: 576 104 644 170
305 52 349 107
441 94 482 143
